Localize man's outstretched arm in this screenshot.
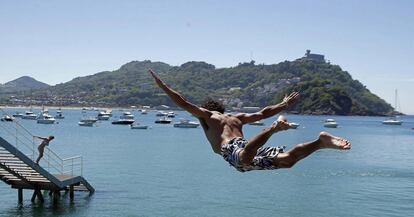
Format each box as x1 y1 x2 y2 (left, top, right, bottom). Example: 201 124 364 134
149 69 212 119
33 135 47 140
236 92 299 124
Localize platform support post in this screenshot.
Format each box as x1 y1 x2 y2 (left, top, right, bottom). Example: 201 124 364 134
31 188 44 203
37 189 44 203
18 188 23 204
69 185 74 201
53 190 61 204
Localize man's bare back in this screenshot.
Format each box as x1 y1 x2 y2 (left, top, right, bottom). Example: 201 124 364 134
198 112 244 154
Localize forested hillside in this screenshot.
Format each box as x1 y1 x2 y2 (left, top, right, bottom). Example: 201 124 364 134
19 59 392 115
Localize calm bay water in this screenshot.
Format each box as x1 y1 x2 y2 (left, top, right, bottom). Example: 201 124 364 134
0 108 413 217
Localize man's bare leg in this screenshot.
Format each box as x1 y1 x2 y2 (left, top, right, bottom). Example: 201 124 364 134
35 154 42 164
239 116 290 165
274 132 351 168
36 148 43 164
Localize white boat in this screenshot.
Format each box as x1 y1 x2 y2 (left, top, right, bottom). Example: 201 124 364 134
97 115 110 120
141 109 148 115
290 122 300 129
80 117 98 123
324 119 338 128
155 116 172 124
156 111 168 116
1 115 14 122
97 112 110 120
383 89 403 125
21 111 37 120
167 111 176 118
382 118 402 125
173 119 200 128
120 112 134 120
55 113 64 119
130 124 149 129
78 121 94 127
248 121 264 126
101 110 112 117
12 112 23 118
37 112 56 124
54 109 64 119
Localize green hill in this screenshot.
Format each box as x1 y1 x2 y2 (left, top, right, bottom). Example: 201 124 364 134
0 76 49 93
16 59 392 115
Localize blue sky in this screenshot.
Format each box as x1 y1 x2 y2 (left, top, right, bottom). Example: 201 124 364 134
0 0 413 113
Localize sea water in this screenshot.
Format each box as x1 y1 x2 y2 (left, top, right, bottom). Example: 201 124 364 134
0 108 413 217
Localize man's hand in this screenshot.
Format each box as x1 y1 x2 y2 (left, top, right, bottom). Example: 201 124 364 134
281 92 300 108
148 69 158 79
147 68 212 119
148 69 164 86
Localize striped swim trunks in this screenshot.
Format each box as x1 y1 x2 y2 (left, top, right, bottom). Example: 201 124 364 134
221 137 285 172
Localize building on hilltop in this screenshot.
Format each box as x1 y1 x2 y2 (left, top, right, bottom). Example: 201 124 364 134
304 50 325 63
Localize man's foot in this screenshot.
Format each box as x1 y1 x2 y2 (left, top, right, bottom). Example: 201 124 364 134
271 115 291 132
319 132 351 150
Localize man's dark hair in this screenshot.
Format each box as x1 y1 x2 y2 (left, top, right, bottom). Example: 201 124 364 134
201 99 225 113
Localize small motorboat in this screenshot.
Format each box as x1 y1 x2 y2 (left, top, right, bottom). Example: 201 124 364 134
120 112 134 120
290 122 300 129
1 115 14 122
55 113 64 119
156 111 168 116
248 121 264 126
103 110 113 117
78 121 94 127
112 119 135 125
21 111 37 120
54 110 65 119
81 117 98 123
12 112 23 118
54 109 64 119
173 119 199 128
130 124 149 129
141 109 148 115
382 118 403 125
324 119 338 128
155 116 172 124
167 111 176 118
97 112 110 120
36 112 56 124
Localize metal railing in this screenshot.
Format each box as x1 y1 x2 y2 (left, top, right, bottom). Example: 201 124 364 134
0 107 83 176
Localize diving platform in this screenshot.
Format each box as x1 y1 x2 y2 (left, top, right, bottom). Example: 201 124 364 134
0 109 94 203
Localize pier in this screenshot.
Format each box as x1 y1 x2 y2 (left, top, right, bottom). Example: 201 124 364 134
0 109 94 204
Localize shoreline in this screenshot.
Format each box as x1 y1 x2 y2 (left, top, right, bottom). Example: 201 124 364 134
0 105 176 112
0 105 410 116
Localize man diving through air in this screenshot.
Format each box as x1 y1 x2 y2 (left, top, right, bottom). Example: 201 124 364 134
149 69 351 172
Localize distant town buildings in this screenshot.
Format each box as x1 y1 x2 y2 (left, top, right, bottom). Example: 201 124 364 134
304 50 325 63
253 77 301 97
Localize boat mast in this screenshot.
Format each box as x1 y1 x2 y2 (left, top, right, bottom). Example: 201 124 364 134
394 89 397 112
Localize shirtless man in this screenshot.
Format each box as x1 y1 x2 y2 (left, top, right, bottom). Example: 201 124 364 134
33 135 55 164
149 69 351 172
